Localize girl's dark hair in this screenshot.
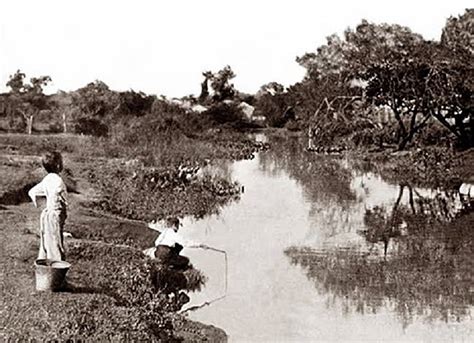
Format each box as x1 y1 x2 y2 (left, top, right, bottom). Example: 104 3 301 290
42 151 63 173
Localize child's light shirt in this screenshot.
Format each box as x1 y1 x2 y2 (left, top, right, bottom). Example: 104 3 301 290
28 173 68 210
154 228 197 248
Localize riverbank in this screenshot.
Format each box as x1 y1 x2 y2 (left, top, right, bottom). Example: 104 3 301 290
0 132 256 341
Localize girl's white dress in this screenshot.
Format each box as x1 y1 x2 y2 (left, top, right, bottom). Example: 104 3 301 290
29 173 68 261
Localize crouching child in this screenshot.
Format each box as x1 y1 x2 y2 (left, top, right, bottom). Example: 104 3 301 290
143 217 204 270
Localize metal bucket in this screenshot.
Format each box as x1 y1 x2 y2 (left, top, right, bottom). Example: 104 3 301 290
35 259 71 291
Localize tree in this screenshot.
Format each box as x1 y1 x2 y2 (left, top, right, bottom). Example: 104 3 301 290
345 19 473 149
253 82 288 127
71 80 119 118
204 66 236 102
294 32 362 134
363 47 431 149
296 34 350 80
293 17 472 149
424 48 473 148
437 9 474 147
69 81 120 136
441 9 474 59
343 20 424 73
198 71 213 103
364 41 473 149
6 70 52 134
256 82 285 97
295 20 434 149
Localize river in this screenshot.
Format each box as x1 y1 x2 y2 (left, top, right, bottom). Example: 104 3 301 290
180 136 473 342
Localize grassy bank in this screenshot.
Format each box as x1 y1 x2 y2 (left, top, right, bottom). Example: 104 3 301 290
0 129 257 341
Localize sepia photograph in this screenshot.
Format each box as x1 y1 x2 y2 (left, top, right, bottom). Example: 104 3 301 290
0 1 473 341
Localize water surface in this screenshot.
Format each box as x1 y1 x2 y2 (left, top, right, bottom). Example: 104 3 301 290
181 137 473 342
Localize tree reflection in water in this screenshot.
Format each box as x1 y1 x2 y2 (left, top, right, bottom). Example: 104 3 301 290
286 194 473 328
258 135 356 204
260 136 473 327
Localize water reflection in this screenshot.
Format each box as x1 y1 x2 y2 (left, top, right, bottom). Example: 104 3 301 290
280 136 473 328
259 136 356 205
184 135 472 341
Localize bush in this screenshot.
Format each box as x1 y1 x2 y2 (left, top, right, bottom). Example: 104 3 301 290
416 122 453 148
47 121 63 133
115 90 155 116
73 117 109 137
254 93 288 127
204 102 245 125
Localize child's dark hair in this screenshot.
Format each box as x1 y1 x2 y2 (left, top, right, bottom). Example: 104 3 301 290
165 216 181 229
42 151 63 173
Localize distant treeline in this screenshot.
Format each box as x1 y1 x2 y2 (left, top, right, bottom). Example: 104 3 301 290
0 9 472 150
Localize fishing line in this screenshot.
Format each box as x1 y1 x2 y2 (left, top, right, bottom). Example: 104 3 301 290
179 246 228 314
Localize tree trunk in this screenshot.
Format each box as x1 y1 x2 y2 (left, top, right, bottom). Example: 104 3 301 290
26 115 34 135
398 133 412 150
62 112 67 133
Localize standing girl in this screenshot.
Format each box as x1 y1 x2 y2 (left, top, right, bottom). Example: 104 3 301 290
28 151 68 261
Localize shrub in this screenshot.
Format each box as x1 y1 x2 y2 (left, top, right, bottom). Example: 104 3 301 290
204 102 245 125
254 93 288 127
47 121 63 133
73 117 109 137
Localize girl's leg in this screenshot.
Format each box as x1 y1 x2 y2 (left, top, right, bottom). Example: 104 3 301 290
38 211 47 260
42 210 65 261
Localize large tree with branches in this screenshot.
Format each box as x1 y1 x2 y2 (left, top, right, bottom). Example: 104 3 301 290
6 70 52 134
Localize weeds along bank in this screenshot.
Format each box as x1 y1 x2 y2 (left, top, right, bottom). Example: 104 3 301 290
0 108 260 340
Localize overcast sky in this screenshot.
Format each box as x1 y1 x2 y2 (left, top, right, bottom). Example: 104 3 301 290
0 1 471 97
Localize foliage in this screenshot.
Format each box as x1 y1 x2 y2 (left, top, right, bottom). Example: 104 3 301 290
343 20 424 74
198 71 212 103
204 101 245 125
5 70 52 133
73 117 109 137
296 34 350 79
291 14 473 150
294 20 428 150
87 162 240 222
256 82 285 97
71 80 119 118
200 66 236 103
254 92 289 127
363 42 473 149
441 9 474 58
115 90 155 116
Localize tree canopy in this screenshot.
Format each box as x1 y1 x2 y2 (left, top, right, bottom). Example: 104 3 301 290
288 10 474 149
5 70 52 134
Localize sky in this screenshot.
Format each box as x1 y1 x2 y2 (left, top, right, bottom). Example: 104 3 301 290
0 0 471 97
